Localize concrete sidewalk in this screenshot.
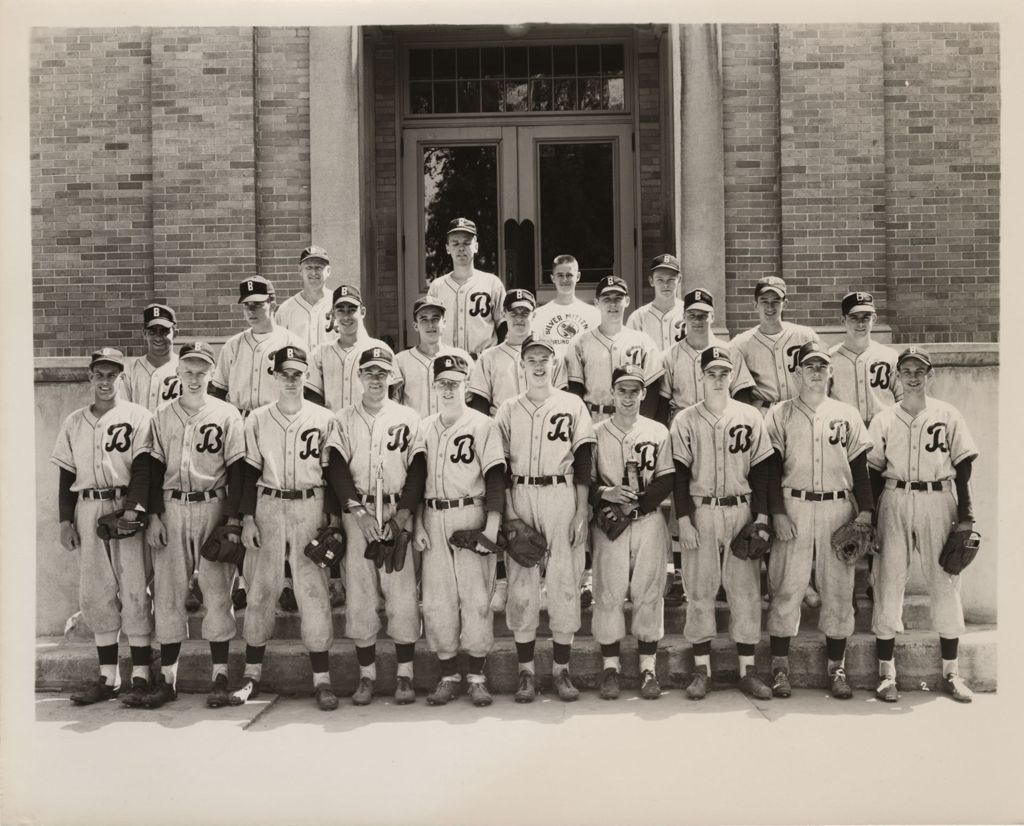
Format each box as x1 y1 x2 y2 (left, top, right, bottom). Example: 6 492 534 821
6 688 1021 826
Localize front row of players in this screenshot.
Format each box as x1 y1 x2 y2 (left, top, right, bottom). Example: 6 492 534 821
53 331 979 708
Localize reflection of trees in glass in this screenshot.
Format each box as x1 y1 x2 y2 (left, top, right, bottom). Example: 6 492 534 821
423 146 499 284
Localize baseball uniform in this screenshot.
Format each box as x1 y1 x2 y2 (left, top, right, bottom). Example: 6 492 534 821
566 327 664 421
626 300 687 352
468 340 569 415
829 341 903 425
306 336 393 413
120 355 181 411
393 344 474 418
211 326 306 414
661 337 756 417
275 288 334 352
427 270 506 356
532 298 601 358
730 321 819 407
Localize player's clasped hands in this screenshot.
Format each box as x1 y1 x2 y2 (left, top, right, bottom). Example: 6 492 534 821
354 509 384 543
602 485 638 506
145 514 167 552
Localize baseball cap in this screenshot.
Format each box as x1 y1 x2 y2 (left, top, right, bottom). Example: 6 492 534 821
332 284 362 307
178 341 216 366
841 291 876 316
596 275 629 298
897 346 932 369
273 346 308 373
504 289 536 312
299 245 330 265
684 288 714 312
754 276 787 299
612 364 646 387
797 341 831 365
413 296 446 318
143 303 176 328
700 346 733 372
238 277 273 304
650 253 681 274
520 334 556 356
447 217 477 236
433 353 470 381
359 345 395 372
89 347 126 370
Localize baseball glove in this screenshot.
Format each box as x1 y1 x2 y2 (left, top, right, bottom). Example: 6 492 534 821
938 528 981 576
830 520 878 565
504 520 548 569
449 528 505 556
96 509 144 541
304 525 346 569
199 523 245 565
730 521 774 561
596 502 632 541
364 519 411 574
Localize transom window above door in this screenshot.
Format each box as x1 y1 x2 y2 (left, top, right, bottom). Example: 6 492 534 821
407 44 627 115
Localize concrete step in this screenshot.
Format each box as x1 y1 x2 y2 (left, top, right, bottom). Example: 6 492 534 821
37 624 996 697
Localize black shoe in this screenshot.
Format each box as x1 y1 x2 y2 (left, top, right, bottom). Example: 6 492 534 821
229 677 260 706
279 586 298 612
231 584 248 611
206 674 231 708
141 677 177 709
771 668 792 698
394 676 416 705
739 671 772 701
665 570 685 604
829 667 853 700
70 676 120 705
599 668 620 700
639 670 662 700
554 670 580 702
315 685 339 711
121 676 151 708
514 671 536 704
185 577 203 613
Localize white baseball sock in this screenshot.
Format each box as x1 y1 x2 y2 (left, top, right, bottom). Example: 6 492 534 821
603 656 621 672
639 654 656 674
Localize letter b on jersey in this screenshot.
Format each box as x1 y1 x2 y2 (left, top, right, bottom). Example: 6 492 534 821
728 424 752 454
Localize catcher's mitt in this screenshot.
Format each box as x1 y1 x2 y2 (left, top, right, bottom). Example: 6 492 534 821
830 520 878 565
364 518 411 574
504 520 548 569
449 528 505 556
596 502 632 541
730 521 774 561
304 525 345 569
938 528 981 576
96 509 144 541
199 523 245 565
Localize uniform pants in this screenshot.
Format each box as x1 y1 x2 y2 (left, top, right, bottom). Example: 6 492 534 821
871 486 965 639
767 496 857 640
421 503 496 659
506 484 583 645
342 503 421 648
242 492 332 652
682 502 761 646
592 511 667 645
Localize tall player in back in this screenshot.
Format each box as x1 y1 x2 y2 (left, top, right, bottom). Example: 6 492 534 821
531 254 600 359
626 254 687 352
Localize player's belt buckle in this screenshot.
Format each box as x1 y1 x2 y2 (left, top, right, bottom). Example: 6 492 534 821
697 494 749 506
425 496 482 510
81 487 126 501
261 487 318 500
512 474 571 486
170 488 226 503
360 493 400 505
789 489 848 502
893 480 945 492
587 403 615 415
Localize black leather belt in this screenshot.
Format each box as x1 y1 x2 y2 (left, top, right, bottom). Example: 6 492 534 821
587 403 615 415
696 495 749 506
512 474 571 486
425 496 484 510
80 487 126 500
260 487 318 500
170 488 225 503
359 493 400 506
789 489 849 502
893 480 945 492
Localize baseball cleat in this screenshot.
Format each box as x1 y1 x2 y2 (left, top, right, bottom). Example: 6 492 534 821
351 676 374 706
599 668 620 700
329 580 345 608
640 669 661 700
514 670 536 703
554 670 580 702
185 577 204 613
771 668 793 698
943 673 974 703
468 681 493 707
802 584 821 609
875 675 899 703
394 676 416 705
579 572 594 611
739 671 773 701
228 677 260 706
426 678 461 706
231 584 248 611
141 677 177 709
685 668 709 701
829 667 853 700
206 674 231 708
489 578 508 613
120 676 151 708
70 676 120 705
315 685 339 711
665 569 685 604
278 585 298 612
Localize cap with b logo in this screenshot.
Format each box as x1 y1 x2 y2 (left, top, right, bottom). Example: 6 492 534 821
179 341 216 366
841 291 876 316
433 354 470 381
332 284 362 307
520 334 556 356
143 303 176 328
413 296 447 318
504 289 537 312
359 345 395 372
612 364 646 387
238 277 272 304
596 275 629 298
797 341 831 365
650 253 681 274
684 289 714 312
897 345 932 369
273 346 308 373
299 245 330 265
447 217 478 236
754 276 787 299
89 347 126 370
700 346 733 372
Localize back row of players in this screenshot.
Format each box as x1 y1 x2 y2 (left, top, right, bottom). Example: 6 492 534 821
53 217 979 712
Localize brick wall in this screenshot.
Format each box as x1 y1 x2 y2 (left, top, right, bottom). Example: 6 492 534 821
370 33 400 343
637 27 665 304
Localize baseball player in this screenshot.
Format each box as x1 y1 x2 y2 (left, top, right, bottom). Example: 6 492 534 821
305 284 392 412
591 365 675 700
392 296 473 417
495 335 596 703
412 354 506 707
119 304 182 411
137 342 247 709
51 348 154 705
867 346 979 703
231 346 340 711
426 217 506 356
531 254 601 358
671 346 775 700
763 342 874 700
274 245 336 352
626 254 686 351
325 346 424 705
